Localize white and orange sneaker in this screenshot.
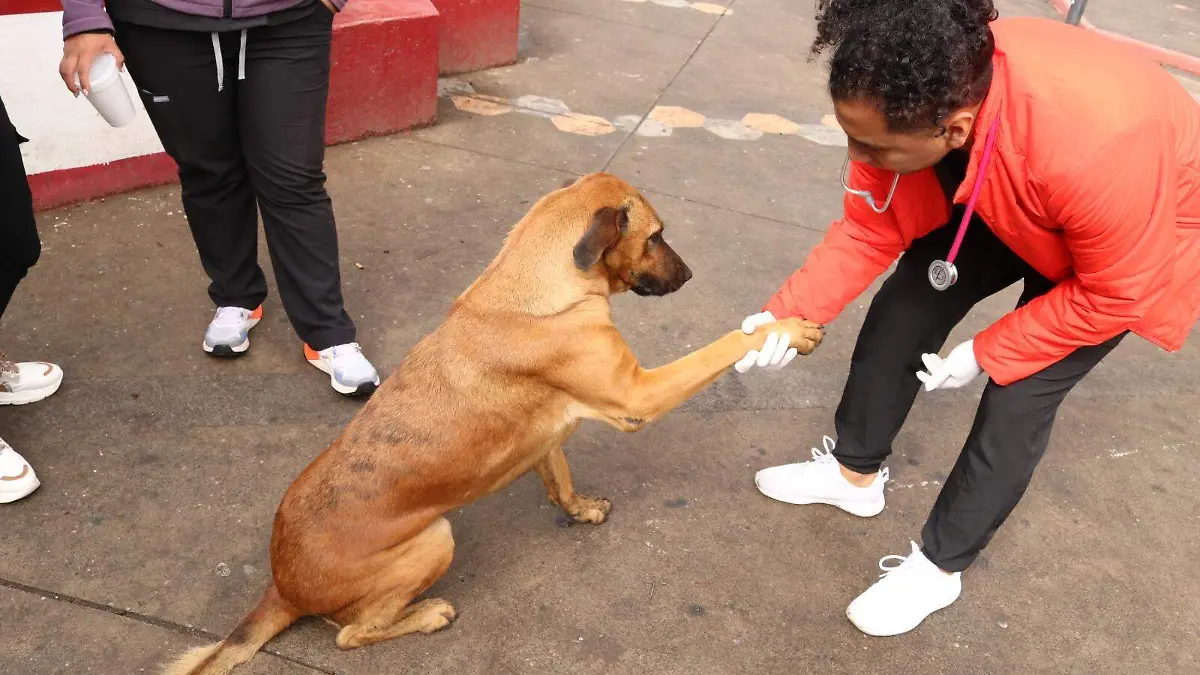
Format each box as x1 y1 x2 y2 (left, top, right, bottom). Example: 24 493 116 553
0 437 39 504
0 359 63 406
0 355 60 503
202 305 263 356
305 342 380 396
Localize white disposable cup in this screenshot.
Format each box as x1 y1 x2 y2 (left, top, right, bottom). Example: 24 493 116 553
83 52 136 128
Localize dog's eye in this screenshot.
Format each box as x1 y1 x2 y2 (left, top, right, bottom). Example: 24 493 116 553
648 231 663 245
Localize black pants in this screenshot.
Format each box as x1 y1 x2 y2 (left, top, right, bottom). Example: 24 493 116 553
113 8 355 350
0 94 40 320
832 207 1125 572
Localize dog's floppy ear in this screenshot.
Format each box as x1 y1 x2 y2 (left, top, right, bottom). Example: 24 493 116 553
573 206 628 271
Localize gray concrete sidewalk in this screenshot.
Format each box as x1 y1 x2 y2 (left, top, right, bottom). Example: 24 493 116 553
1 1 1197 674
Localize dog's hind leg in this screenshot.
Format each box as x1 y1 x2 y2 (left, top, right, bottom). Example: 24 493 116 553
331 517 457 650
533 444 612 524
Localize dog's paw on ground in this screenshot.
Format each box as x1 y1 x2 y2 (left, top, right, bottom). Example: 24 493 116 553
413 598 457 634
335 598 458 649
570 496 613 524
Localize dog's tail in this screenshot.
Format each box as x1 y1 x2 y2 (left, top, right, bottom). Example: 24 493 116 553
162 582 300 675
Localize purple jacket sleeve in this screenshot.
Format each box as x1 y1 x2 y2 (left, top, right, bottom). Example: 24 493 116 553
61 0 114 39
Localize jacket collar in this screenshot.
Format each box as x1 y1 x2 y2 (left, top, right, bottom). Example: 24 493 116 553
952 50 1008 205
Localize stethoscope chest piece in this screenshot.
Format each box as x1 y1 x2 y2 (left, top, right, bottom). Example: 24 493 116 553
928 259 958 291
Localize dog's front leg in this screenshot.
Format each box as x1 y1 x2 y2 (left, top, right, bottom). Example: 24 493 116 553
533 444 612 524
563 318 822 429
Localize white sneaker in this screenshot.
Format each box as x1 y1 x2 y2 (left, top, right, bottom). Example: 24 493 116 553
754 436 889 517
0 437 40 503
202 305 263 356
305 342 380 396
846 541 962 636
0 360 64 406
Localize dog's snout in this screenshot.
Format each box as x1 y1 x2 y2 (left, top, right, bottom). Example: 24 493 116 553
631 240 692 297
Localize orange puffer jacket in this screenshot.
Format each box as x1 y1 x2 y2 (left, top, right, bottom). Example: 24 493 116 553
764 16 1200 386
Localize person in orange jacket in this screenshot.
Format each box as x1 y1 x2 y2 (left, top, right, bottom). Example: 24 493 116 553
736 0 1200 636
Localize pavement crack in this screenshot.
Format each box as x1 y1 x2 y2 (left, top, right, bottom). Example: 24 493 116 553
600 0 737 171
405 132 584 178
637 186 833 234
0 577 337 674
521 1 710 40
402 129 831 235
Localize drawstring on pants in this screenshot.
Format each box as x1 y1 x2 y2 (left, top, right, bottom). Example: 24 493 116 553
211 29 249 92
238 29 247 82
211 32 223 91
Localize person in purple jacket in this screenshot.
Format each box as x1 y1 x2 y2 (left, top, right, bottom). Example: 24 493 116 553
58 0 381 396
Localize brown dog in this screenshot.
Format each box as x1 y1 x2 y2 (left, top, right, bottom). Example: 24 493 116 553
164 172 822 675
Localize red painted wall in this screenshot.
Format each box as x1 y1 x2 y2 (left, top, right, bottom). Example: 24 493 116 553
430 0 520 74
326 0 439 144
0 1 62 16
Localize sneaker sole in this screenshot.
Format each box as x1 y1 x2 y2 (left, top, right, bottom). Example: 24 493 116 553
202 318 260 357
306 354 380 397
755 480 885 518
0 475 41 503
846 591 960 637
0 378 63 406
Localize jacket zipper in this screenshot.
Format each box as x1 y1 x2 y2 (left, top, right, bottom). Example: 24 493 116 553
224 0 233 18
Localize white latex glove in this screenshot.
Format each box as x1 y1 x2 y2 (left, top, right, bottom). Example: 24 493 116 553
916 339 983 391
734 311 798 374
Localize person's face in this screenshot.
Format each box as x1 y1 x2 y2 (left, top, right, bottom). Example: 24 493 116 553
834 99 977 175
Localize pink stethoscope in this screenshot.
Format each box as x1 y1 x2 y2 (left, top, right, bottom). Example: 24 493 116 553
840 114 1001 291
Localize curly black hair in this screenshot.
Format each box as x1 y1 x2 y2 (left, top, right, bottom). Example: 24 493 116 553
812 0 998 132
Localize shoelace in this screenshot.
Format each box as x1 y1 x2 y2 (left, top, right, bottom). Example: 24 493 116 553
807 435 889 483
876 542 921 578
878 555 909 578
212 306 250 326
810 435 838 463
327 343 364 362
0 350 16 379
